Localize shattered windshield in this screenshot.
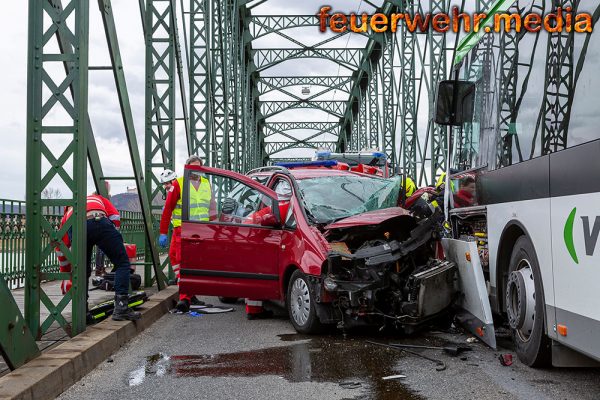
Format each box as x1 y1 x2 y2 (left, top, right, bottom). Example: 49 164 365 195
296 175 401 224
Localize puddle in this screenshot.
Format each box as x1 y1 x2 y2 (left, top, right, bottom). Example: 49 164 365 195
128 337 422 399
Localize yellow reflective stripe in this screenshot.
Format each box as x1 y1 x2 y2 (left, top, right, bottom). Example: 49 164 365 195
129 300 143 308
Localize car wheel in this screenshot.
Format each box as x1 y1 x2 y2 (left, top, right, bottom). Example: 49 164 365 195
505 236 551 367
287 270 323 334
218 297 238 304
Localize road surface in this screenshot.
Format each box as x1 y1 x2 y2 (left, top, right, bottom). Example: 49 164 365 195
59 297 600 400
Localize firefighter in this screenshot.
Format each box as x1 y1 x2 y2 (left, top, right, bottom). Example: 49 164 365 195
397 175 417 207
158 155 215 312
55 194 141 321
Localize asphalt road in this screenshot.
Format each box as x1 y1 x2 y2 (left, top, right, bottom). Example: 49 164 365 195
59 298 600 400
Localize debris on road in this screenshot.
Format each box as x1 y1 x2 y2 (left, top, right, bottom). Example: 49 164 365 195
466 337 477 343
169 305 234 315
499 354 513 366
367 341 447 371
382 374 407 380
339 381 362 389
389 343 472 356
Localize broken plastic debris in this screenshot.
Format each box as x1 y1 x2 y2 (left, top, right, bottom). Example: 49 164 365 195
466 337 477 343
189 311 203 317
499 354 513 366
339 381 362 389
382 374 407 380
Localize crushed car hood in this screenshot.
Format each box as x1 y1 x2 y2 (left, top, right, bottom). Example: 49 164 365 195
324 207 412 230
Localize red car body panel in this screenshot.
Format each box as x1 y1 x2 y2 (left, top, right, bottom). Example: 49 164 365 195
179 166 283 300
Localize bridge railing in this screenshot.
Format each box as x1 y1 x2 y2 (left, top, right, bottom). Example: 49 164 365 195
0 198 159 290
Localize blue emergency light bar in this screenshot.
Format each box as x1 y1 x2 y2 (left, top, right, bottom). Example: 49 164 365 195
275 160 338 169
314 150 387 160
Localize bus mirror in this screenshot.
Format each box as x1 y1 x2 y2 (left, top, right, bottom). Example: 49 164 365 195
435 80 476 126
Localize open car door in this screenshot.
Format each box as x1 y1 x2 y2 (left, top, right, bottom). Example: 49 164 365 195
179 166 283 300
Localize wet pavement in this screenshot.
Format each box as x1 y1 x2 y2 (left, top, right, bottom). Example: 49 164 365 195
58 297 600 400
123 335 420 400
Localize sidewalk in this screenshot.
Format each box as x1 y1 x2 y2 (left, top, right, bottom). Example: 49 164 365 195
0 279 158 377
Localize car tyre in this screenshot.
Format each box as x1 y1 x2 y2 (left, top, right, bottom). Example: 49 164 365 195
506 236 551 367
287 269 323 334
218 297 239 304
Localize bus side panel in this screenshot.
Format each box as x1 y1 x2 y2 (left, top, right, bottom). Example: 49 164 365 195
550 141 600 361
486 199 556 341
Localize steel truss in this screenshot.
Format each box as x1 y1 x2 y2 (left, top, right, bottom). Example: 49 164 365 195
541 0 575 154
26 0 89 340
23 0 165 347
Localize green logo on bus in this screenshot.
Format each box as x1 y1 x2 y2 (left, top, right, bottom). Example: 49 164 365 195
564 207 578 264
564 207 600 264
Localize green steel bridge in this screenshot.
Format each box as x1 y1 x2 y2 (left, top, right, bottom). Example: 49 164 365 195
1 0 580 370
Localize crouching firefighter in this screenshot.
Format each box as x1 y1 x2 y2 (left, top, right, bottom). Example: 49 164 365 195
54 194 141 321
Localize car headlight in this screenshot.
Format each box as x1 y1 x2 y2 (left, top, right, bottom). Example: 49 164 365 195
323 277 338 291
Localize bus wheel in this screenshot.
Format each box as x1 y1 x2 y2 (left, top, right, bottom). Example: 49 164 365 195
505 236 551 367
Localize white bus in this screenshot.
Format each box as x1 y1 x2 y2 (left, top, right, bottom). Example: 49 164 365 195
436 0 600 367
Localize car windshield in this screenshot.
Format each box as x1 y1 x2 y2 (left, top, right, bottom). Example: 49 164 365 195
296 175 401 224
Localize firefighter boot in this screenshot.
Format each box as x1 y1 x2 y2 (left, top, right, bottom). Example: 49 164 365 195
112 294 141 321
176 299 190 313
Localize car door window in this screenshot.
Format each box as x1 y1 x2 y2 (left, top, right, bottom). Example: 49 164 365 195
284 203 296 229
184 170 276 226
273 178 292 199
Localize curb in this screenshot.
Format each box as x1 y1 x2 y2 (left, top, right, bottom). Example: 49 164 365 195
0 287 178 400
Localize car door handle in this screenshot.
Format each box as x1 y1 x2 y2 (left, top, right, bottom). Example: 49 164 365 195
186 234 203 244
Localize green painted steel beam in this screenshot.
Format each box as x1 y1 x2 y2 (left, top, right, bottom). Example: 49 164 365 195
453 0 515 65
146 0 176 287
26 0 89 338
253 48 362 72
257 76 353 95
52 0 107 198
337 1 396 156
99 0 166 289
247 15 319 40
265 141 337 154
189 0 211 162
260 100 346 119
0 275 40 370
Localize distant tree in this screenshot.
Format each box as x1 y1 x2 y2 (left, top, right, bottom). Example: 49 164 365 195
41 188 63 216
41 187 62 199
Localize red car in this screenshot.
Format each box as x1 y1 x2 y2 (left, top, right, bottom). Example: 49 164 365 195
179 162 454 334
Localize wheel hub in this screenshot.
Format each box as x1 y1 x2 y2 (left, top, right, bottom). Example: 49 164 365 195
506 260 536 342
290 278 310 326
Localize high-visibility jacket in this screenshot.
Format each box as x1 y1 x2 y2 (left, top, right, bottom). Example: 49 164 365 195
171 176 212 227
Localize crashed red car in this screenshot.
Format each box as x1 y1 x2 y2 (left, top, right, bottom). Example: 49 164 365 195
179 162 455 333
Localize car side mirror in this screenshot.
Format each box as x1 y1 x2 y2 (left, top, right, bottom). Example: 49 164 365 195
435 80 476 126
260 213 279 227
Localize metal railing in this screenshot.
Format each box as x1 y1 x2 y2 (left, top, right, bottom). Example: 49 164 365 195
0 199 158 289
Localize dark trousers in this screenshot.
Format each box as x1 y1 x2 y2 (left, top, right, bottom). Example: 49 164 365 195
86 218 131 295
